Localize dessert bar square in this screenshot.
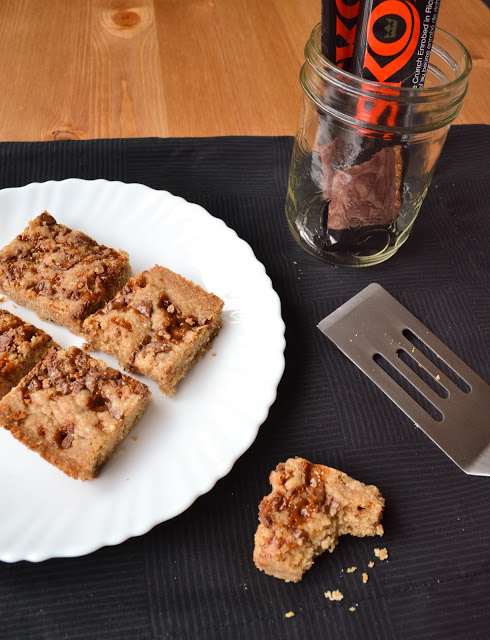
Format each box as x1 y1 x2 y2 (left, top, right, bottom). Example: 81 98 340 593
82 265 224 396
0 212 132 334
0 309 55 399
0 346 150 481
253 457 384 582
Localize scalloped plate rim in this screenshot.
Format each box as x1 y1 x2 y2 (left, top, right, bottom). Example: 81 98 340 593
0 178 286 562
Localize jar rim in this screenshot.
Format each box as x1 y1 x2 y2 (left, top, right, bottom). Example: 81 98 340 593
307 22 472 101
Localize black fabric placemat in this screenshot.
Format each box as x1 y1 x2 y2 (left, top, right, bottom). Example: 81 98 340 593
0 126 489 640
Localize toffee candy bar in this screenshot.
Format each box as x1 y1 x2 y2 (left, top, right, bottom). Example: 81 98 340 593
321 0 361 71
351 0 441 87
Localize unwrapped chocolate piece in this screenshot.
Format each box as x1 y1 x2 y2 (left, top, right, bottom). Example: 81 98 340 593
327 146 402 229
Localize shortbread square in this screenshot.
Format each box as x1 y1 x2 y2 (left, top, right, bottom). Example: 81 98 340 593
82 265 223 396
0 212 131 334
0 309 55 399
0 346 150 481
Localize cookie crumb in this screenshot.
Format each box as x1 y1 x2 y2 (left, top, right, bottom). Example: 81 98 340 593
285 611 295 618
435 374 440 381
362 573 369 584
131 436 137 441
349 606 356 612
368 561 374 568
346 566 357 573
0 295 5 302
212 353 217 357
324 590 344 601
374 547 389 561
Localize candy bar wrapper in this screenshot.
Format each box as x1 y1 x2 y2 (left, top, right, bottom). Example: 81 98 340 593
351 0 441 87
321 0 361 71
318 0 441 233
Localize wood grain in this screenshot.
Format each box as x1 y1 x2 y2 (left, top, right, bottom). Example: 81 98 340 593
0 0 487 141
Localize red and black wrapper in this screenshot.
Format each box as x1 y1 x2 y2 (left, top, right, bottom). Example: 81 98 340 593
316 0 442 246
350 0 441 87
321 0 361 71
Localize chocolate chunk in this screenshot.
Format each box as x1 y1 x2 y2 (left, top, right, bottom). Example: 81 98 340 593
55 423 74 449
327 147 402 230
143 341 171 355
39 212 56 226
135 300 152 318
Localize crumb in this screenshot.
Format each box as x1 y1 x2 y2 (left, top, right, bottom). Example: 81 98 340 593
131 436 137 441
362 573 369 584
285 611 295 618
435 374 440 381
12 304 17 308
346 566 357 573
0 295 5 302
212 352 217 357
374 547 389 561
349 607 356 612
368 561 374 568
324 590 344 601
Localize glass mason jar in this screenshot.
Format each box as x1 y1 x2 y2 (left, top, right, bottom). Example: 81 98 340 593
286 24 472 267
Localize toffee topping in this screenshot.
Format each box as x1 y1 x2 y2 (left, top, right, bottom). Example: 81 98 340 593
0 214 128 311
19 347 148 413
259 460 340 532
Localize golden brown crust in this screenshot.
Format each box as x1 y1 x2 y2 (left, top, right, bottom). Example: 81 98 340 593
0 309 55 398
253 458 384 582
82 265 223 396
0 212 131 334
0 346 150 480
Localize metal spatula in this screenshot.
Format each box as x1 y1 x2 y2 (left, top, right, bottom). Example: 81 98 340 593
317 283 490 476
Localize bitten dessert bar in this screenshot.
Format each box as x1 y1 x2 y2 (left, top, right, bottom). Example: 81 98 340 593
0 310 55 399
253 458 384 582
0 346 150 481
0 212 131 334
82 265 223 396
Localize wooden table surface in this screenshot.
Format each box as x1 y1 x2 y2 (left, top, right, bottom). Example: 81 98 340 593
0 0 488 141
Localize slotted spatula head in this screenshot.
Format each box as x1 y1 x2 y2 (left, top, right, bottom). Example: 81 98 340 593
317 283 490 476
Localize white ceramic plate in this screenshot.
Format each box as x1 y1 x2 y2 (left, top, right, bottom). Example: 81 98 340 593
0 179 285 562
